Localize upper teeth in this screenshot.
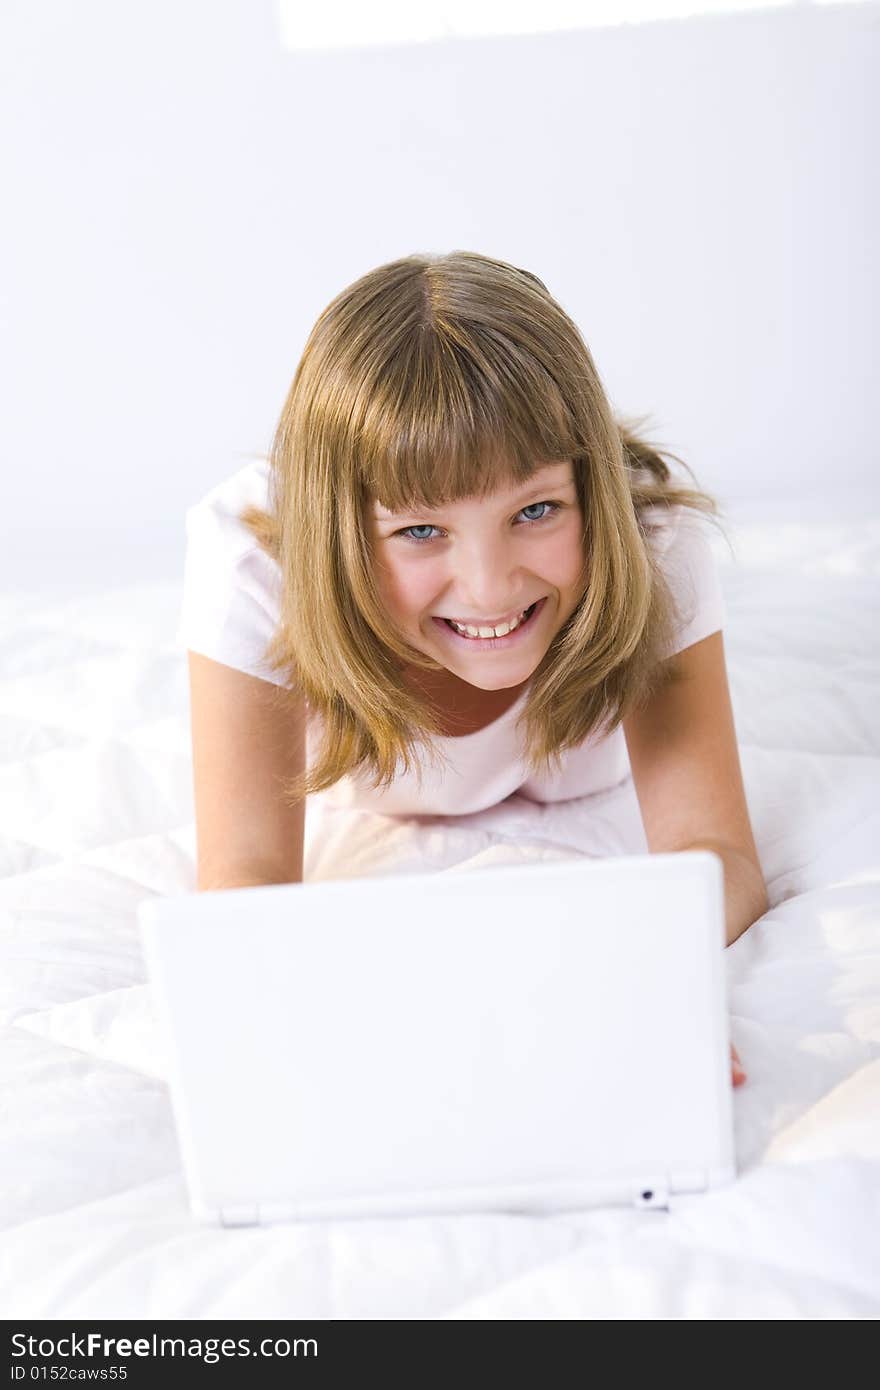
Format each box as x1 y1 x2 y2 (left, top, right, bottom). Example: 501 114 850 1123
449 608 530 639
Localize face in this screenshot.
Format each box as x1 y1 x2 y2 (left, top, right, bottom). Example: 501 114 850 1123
369 460 586 691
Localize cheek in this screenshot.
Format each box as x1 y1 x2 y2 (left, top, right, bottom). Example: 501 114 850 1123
378 555 443 617
567 534 589 584
539 526 585 587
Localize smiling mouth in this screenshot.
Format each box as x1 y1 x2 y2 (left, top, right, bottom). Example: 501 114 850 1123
439 601 541 640
442 603 533 626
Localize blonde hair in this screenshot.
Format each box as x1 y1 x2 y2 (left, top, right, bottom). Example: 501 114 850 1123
240 250 725 804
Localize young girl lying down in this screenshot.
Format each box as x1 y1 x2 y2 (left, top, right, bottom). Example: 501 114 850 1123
178 250 768 1088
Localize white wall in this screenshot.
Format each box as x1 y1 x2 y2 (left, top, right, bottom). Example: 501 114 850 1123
1 1 877 588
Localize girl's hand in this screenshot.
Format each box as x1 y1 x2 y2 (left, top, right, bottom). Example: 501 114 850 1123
731 1043 747 1087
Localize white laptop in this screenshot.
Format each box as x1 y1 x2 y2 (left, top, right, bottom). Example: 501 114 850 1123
138 850 736 1226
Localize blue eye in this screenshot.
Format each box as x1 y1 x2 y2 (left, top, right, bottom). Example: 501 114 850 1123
519 501 554 523
398 500 560 545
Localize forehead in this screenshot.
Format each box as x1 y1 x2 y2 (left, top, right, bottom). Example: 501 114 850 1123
371 460 575 516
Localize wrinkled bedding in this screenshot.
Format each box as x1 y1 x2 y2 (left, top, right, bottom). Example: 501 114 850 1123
1 507 878 1319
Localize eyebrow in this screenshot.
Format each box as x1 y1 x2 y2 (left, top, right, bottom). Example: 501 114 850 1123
373 473 575 519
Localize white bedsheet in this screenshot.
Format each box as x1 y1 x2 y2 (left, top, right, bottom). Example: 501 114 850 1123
1 508 878 1320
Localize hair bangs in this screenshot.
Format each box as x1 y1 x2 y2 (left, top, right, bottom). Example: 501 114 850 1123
356 319 582 512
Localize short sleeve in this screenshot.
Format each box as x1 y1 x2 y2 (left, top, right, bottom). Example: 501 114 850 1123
649 505 726 660
174 463 288 686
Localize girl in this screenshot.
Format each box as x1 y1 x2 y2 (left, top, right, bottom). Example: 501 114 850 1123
178 250 767 1087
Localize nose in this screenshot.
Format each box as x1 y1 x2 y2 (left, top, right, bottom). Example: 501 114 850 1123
448 537 523 620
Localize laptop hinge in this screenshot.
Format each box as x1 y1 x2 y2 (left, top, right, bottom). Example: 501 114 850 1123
670 1167 712 1195
219 1204 261 1228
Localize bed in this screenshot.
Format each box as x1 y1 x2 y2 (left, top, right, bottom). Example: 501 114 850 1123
2 502 878 1319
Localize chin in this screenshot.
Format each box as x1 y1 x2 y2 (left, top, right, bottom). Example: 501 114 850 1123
455 662 536 691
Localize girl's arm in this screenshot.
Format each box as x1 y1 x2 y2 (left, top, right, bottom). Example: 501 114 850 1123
622 630 769 947
673 837 769 948
623 630 765 1086
187 651 306 891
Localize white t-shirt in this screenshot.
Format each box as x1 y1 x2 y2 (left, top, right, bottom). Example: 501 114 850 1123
176 458 726 816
